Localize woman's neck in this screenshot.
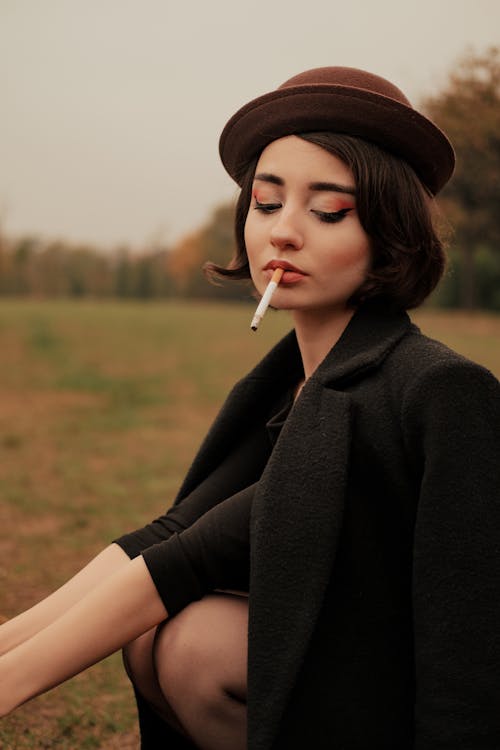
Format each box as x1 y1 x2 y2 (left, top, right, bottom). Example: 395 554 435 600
292 307 355 381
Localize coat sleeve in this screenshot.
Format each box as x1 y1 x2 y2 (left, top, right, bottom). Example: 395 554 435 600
114 419 271 558
403 357 500 749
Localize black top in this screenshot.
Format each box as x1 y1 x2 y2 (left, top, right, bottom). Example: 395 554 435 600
114 391 293 615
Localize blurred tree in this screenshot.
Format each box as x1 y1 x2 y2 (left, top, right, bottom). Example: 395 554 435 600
66 246 111 297
34 241 70 296
0 230 7 294
149 248 175 298
168 203 251 301
135 255 155 298
167 229 205 294
115 248 134 297
11 237 38 294
422 46 500 308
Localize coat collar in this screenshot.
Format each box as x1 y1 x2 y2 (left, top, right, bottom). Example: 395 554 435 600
314 303 413 387
175 304 413 506
245 303 413 391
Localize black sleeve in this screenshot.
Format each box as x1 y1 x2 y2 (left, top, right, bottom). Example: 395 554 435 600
114 421 271 559
141 482 254 616
403 359 500 749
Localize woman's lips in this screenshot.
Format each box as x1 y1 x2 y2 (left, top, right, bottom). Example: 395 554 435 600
264 261 307 284
279 270 307 284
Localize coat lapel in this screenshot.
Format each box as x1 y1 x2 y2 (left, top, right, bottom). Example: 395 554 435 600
174 331 303 503
248 382 352 748
247 305 413 748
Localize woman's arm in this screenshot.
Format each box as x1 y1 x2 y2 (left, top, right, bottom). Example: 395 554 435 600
0 543 130 656
404 360 500 748
0 476 258 718
0 555 168 718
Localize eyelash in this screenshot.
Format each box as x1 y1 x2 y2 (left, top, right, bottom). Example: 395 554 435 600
253 201 352 224
312 208 352 224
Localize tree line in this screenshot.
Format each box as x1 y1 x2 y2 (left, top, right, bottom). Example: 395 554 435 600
1 47 499 310
422 46 500 310
0 204 251 303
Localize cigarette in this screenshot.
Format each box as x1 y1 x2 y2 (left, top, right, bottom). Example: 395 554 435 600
250 268 284 331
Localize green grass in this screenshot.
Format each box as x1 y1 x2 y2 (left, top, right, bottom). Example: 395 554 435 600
0 299 498 748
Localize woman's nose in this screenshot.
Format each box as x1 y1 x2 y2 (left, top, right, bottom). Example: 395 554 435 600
269 210 304 251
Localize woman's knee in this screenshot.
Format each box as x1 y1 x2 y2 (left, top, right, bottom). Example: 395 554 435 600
122 596 248 749
154 594 249 705
151 596 248 749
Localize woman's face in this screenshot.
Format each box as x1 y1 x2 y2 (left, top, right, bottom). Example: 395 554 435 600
244 135 371 320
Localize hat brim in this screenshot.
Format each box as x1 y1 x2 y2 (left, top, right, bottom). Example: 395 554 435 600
219 84 454 195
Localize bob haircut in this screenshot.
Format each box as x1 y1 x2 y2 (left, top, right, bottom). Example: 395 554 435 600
205 132 447 311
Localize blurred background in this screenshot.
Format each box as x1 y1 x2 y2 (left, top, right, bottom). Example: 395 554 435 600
0 2 499 748
1 0 499 309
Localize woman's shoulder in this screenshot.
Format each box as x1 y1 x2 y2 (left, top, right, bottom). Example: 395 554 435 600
393 322 498 383
391 323 499 418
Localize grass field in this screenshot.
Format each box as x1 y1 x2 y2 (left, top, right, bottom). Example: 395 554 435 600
0 299 499 749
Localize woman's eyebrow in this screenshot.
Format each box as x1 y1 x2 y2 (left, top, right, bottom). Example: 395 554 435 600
309 181 356 196
254 172 284 186
254 173 355 195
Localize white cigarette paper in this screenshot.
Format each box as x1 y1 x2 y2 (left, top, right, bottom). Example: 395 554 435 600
250 268 284 331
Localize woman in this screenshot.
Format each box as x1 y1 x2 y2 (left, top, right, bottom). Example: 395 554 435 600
1 67 499 749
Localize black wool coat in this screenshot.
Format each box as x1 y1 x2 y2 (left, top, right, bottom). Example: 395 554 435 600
136 304 500 750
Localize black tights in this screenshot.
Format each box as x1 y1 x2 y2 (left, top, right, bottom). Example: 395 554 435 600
123 594 248 750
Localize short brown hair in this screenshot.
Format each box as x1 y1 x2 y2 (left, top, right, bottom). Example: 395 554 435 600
205 133 447 310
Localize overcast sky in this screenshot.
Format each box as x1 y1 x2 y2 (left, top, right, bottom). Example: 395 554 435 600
1 0 499 250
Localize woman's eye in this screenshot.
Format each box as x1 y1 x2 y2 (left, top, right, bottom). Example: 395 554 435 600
312 208 352 223
254 199 281 213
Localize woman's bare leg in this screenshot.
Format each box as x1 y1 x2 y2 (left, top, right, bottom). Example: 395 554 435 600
123 594 248 750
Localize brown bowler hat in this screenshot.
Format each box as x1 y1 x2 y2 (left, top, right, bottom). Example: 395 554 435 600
219 66 455 195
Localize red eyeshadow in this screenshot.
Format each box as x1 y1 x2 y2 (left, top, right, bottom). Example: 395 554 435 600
321 200 355 212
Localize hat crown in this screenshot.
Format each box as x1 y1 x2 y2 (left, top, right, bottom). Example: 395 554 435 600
279 66 412 108
219 65 455 194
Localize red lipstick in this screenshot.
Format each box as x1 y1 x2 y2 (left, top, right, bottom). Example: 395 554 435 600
264 260 307 284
